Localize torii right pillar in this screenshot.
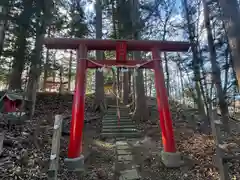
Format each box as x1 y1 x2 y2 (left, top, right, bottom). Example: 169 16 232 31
152 47 183 167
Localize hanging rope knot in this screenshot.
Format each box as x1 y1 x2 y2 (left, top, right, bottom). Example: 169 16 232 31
136 64 141 68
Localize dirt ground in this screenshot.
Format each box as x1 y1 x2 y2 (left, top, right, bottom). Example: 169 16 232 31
0 93 240 180
131 102 240 180
0 93 116 180
58 122 116 180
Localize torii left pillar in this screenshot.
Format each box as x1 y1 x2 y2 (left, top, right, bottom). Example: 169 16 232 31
65 44 87 171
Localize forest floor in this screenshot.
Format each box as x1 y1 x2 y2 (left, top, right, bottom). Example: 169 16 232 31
134 100 240 180
0 93 239 180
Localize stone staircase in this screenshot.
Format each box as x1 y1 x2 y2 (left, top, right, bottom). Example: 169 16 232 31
101 106 141 138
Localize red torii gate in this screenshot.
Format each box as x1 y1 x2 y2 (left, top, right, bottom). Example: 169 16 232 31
44 38 190 170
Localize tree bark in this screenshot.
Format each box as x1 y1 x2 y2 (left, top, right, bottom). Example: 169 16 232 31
9 0 34 90
43 28 51 91
53 54 56 84
59 65 63 94
202 0 229 131
177 62 185 104
94 0 105 111
217 0 240 88
0 2 8 57
131 0 148 121
164 52 170 95
123 71 129 104
182 0 206 121
68 50 73 91
27 0 51 119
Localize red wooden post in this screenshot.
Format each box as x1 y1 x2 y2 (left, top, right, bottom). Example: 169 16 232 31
68 44 87 158
152 48 176 153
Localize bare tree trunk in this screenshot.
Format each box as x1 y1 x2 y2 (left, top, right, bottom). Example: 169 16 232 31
27 35 44 119
53 55 56 84
117 68 120 95
199 60 209 116
123 72 129 104
131 0 148 121
43 48 49 91
183 0 206 121
0 3 8 57
94 0 105 111
68 50 73 91
43 28 51 91
144 70 147 96
121 72 124 99
132 69 137 111
176 61 185 104
223 45 230 93
128 70 132 93
59 65 63 94
149 78 152 97
9 0 34 90
27 0 51 119
203 0 229 131
218 0 240 88
133 53 149 121
112 69 117 95
164 52 170 95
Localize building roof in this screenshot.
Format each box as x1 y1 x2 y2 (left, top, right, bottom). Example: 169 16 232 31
0 91 29 101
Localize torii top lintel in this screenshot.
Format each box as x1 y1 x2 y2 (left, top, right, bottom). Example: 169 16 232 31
44 38 190 52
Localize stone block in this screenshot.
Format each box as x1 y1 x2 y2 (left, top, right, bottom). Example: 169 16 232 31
117 145 130 150
64 155 84 172
118 155 133 161
119 169 141 180
161 151 184 168
116 141 128 146
117 149 131 155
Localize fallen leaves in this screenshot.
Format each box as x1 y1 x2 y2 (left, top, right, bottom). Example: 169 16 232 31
0 92 109 180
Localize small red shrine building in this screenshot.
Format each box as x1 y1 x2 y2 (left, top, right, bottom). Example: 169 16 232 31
0 92 26 113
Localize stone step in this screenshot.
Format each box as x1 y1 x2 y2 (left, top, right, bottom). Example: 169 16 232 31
103 117 131 120
102 125 136 129
101 132 141 138
107 110 128 112
107 113 129 116
107 110 129 112
108 107 128 110
102 122 134 126
107 110 129 113
106 115 130 118
104 114 129 116
107 109 128 111
102 120 131 123
103 117 130 120
102 128 138 133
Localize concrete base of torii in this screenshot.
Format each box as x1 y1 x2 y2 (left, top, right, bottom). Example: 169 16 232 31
161 151 184 168
65 155 85 172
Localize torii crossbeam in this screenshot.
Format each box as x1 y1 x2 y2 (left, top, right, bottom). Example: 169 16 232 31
44 38 191 171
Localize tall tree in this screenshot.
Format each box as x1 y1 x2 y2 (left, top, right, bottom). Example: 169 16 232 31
8 0 35 90
0 0 9 57
68 50 73 91
131 0 149 122
94 0 105 111
202 0 229 131
43 27 51 91
217 0 240 88
182 0 207 121
27 0 53 118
